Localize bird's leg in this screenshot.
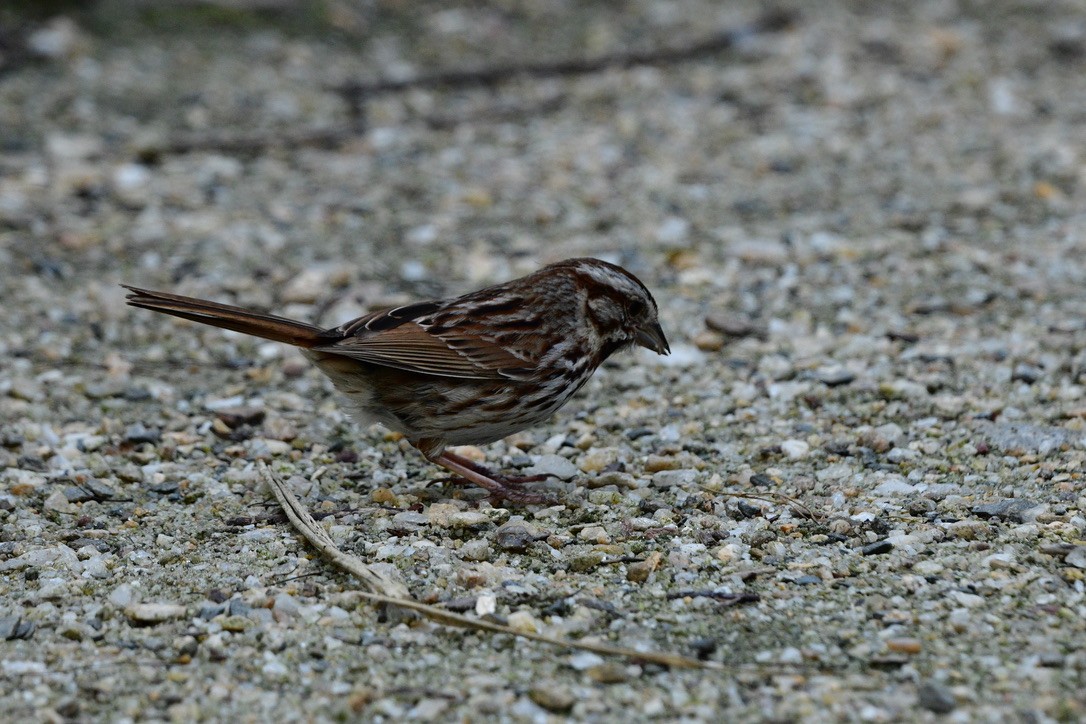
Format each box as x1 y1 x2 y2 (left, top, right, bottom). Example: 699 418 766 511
427 450 552 505
443 452 550 485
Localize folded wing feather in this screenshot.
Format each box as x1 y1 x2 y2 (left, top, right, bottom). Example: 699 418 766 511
314 322 532 380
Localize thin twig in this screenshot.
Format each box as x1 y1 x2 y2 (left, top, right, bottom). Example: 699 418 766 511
666 591 760 605
128 10 795 158
259 463 715 669
132 94 566 157
329 9 796 101
133 125 361 159
262 467 411 600
706 488 823 522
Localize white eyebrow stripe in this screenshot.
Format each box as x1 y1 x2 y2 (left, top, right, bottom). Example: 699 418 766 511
578 263 643 297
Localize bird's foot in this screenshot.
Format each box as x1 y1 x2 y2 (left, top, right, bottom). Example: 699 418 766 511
428 451 556 505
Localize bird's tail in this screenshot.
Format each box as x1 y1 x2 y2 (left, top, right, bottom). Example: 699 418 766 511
122 285 327 348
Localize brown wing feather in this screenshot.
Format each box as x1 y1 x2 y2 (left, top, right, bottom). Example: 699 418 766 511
336 300 445 336
313 323 531 380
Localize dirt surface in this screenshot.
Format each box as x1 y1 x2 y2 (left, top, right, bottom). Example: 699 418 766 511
2 1 1086 720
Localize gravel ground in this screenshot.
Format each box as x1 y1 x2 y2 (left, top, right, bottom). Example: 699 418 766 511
3 1 1086 721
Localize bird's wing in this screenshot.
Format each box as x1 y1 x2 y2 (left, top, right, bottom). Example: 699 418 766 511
314 302 533 380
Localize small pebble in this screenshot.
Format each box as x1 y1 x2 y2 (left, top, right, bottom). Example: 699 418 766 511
526 454 579 480
220 616 250 632
460 539 491 561
886 637 921 654
124 423 161 444
495 524 534 552
651 469 697 488
873 477 916 496
567 651 604 671
627 551 663 583
446 511 493 530
125 603 187 625
0 616 34 641
173 634 198 659
917 681 956 713
886 447 919 463
586 662 630 684
1011 363 1043 384
43 489 75 514
64 478 116 502
1065 547 1086 569
568 551 605 572
693 330 726 352
390 511 429 530
862 541 894 556
579 448 617 473
577 526 610 544
705 314 757 337
215 406 266 428
250 438 292 456
815 366 856 386
506 610 540 634
108 583 136 608
971 498 1041 523
780 439 809 459
474 593 497 616
644 455 679 472
528 685 575 713
272 593 300 620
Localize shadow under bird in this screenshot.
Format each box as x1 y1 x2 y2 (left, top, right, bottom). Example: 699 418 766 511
124 257 669 503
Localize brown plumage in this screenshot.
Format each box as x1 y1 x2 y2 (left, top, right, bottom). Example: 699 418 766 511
124 257 668 503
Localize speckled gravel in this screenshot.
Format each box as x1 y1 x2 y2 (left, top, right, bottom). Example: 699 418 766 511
2 1 1086 721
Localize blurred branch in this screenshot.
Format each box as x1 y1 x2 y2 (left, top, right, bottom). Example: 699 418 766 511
133 124 359 159
133 8 795 158
329 8 797 103
132 93 566 157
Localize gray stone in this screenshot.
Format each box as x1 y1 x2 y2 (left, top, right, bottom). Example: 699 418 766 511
652 469 698 488
525 454 580 480
1065 546 1086 569
124 423 161 444
125 603 187 625
917 681 956 714
975 421 1080 455
862 541 894 556
64 478 116 503
972 499 1042 523
815 366 856 386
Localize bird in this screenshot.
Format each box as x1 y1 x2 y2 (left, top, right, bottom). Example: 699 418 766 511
123 257 669 503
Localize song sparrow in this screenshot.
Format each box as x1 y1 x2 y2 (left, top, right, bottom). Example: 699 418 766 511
123 258 669 503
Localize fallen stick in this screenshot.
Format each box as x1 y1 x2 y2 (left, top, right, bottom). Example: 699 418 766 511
259 462 717 670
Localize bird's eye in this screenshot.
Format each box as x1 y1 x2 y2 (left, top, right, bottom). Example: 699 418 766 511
627 299 647 318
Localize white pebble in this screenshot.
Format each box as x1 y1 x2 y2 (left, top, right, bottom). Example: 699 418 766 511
125 602 187 624
873 477 917 496
568 652 604 671
527 454 579 480
780 439 810 459
475 593 497 616
108 583 136 608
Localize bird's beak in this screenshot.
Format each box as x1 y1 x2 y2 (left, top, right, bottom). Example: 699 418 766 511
635 321 670 355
